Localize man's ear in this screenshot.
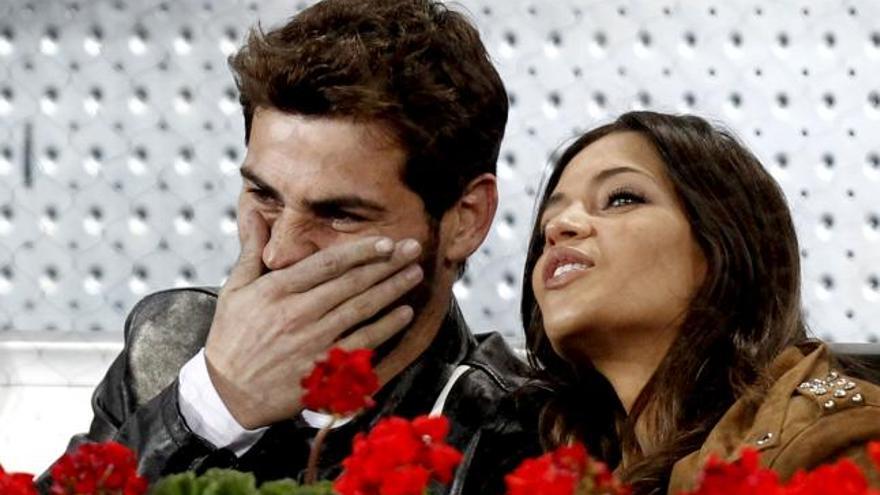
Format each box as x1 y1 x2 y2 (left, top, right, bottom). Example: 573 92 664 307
440 173 498 264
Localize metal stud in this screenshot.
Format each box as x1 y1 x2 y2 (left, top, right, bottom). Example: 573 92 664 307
798 373 858 401
756 432 774 446
852 393 864 404
823 399 836 409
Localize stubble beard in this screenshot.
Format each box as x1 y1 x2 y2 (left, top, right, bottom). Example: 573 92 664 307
370 226 440 363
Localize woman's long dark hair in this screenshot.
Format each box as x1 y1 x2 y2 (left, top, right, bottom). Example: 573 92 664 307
520 111 809 494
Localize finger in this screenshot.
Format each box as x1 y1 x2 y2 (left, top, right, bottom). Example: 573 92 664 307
319 263 423 339
336 305 414 351
294 240 423 316
226 210 269 291
264 237 419 294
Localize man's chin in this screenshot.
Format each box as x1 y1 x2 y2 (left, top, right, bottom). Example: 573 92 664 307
338 293 425 364
338 228 439 368
372 327 409 363
340 278 434 367
331 294 425 364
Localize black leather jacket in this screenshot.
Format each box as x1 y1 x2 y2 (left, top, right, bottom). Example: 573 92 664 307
46 287 541 494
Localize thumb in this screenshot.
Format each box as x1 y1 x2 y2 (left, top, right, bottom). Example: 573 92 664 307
226 210 269 290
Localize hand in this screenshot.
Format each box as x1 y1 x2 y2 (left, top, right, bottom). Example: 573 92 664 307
204 212 423 429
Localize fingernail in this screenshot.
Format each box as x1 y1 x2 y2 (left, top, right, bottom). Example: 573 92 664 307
398 306 414 320
401 239 421 257
404 264 423 281
375 237 394 254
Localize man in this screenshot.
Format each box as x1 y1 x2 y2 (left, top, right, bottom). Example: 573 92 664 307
52 0 540 493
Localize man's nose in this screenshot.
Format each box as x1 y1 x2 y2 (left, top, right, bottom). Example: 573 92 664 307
261 210 319 271
545 209 594 246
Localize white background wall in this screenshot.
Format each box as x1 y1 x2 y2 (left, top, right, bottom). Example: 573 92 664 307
1 0 879 475
0 334 119 473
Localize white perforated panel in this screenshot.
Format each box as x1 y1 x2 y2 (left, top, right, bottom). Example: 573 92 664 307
1 1 878 347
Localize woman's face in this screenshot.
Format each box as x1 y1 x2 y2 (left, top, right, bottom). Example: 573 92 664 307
532 131 707 361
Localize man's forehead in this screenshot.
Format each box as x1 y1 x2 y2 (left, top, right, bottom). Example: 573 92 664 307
251 107 403 155
250 112 404 167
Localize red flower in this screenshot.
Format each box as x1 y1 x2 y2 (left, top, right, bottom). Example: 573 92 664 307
0 465 38 495
505 443 628 495
784 458 880 495
301 348 379 415
682 448 781 495
412 416 462 484
49 441 147 495
505 454 580 495
334 415 463 495
681 446 880 495
868 441 880 473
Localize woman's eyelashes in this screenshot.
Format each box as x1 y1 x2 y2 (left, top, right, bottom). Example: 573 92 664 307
604 187 646 209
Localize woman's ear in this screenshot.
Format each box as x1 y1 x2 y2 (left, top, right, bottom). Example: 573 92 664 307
440 173 498 264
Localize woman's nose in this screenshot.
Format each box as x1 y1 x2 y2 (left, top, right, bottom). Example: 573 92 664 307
544 212 593 246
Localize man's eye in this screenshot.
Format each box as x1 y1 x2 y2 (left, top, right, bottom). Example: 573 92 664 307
248 187 275 202
322 210 367 226
330 212 365 223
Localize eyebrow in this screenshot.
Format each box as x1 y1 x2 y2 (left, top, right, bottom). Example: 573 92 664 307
304 196 388 215
542 165 655 213
240 166 387 214
594 165 656 183
240 167 282 201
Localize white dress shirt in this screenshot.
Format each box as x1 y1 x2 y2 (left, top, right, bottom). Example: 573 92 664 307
177 348 355 456
178 349 268 456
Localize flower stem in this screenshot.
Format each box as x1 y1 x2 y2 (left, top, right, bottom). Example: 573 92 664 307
305 417 336 485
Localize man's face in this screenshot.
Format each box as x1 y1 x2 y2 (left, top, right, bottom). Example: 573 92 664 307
238 107 441 342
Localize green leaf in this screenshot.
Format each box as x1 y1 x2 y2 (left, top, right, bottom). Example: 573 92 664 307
256 479 300 495
259 480 336 495
150 472 201 495
152 471 338 495
150 469 259 495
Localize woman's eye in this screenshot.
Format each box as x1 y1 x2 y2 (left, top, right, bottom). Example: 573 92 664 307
606 190 645 208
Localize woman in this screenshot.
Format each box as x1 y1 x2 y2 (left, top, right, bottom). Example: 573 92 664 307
520 111 880 494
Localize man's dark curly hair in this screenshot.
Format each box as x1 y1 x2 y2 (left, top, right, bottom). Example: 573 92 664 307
229 0 508 219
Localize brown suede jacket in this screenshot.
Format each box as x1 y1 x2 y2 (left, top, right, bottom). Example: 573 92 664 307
669 344 880 493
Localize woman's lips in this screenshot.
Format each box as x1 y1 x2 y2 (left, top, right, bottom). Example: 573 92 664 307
542 246 595 290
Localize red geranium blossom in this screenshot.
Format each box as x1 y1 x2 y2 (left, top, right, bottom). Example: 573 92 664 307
49 441 147 495
334 415 463 495
0 464 38 495
682 448 782 495
868 441 880 473
505 443 628 495
301 348 379 415
683 444 880 495
785 458 880 495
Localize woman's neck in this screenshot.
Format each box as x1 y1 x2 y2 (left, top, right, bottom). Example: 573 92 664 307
596 356 659 414
569 323 679 414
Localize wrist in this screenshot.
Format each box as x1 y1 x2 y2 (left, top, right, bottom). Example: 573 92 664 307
178 349 268 455
203 352 265 430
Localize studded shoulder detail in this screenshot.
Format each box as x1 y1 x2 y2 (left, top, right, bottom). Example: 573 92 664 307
796 370 865 413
